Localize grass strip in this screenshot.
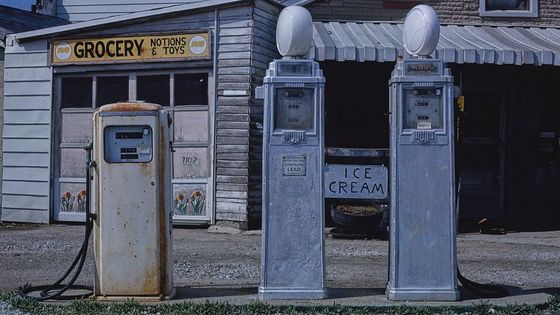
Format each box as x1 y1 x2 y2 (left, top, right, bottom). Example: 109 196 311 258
1 291 558 315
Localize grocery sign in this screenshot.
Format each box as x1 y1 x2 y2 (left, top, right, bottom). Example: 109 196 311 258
51 32 210 65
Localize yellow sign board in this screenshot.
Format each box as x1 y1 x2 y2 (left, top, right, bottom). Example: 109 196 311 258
51 32 210 65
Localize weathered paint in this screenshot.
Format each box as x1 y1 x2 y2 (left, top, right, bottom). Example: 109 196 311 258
98 102 162 112
92 102 173 300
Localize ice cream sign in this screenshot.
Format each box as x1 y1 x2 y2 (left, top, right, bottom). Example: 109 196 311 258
51 32 210 65
324 164 388 199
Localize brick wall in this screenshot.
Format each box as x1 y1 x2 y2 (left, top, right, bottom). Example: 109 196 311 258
306 0 560 26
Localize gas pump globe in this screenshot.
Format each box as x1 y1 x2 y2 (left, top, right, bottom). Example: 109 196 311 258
386 5 459 301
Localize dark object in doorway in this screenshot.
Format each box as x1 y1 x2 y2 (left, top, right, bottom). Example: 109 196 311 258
330 203 388 239
478 218 507 235
330 227 378 240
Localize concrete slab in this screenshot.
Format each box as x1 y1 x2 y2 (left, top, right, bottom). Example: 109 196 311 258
169 286 554 307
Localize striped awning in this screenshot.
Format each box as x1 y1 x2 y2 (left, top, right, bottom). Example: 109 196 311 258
309 22 560 66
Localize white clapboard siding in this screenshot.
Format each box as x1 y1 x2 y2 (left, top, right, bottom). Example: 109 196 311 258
245 0 280 222
1 208 49 224
212 1 279 225
3 167 50 182
57 0 207 22
1 36 52 224
213 4 257 223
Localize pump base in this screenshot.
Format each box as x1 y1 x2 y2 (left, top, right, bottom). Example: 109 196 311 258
258 286 327 300
94 288 176 302
386 286 459 301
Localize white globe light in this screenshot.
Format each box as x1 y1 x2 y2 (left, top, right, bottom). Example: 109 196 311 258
403 5 440 57
276 6 313 57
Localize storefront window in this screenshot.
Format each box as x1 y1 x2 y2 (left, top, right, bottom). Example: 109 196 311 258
175 73 208 105
96 76 129 107
137 74 170 106
480 0 538 17
61 77 92 108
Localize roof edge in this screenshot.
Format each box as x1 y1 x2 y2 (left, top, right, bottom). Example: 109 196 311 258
14 0 251 42
278 0 316 6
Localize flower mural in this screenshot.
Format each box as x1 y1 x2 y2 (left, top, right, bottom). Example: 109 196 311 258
61 191 75 212
76 190 87 212
174 188 205 216
190 191 205 215
60 188 88 213
175 193 188 215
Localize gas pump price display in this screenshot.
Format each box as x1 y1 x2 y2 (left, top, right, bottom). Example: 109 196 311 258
403 88 443 130
104 125 153 163
274 88 314 131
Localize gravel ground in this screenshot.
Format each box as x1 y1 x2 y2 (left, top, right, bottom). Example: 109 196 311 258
0 223 559 299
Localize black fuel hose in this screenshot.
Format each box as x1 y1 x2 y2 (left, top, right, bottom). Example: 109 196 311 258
452 103 508 299
19 143 95 301
457 267 509 298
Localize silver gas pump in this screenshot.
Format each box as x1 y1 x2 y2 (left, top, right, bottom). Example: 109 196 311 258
92 102 174 301
257 6 327 300
386 5 459 301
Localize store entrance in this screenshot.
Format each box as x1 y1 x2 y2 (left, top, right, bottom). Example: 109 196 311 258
53 71 214 224
457 88 505 219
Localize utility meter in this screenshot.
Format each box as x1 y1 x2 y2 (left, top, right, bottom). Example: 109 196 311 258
92 102 174 301
386 4 459 301
258 58 326 300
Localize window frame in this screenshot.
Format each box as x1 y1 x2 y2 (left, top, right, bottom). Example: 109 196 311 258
56 70 209 109
479 0 538 17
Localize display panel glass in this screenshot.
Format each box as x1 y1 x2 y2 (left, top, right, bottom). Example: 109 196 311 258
104 125 153 163
403 88 443 130
274 88 314 131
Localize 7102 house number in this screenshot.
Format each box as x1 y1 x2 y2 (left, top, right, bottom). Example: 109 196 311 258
182 156 199 164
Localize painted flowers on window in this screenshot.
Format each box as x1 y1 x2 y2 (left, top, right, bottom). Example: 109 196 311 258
190 191 204 215
175 193 188 214
76 190 87 212
60 189 87 212
61 191 75 212
174 187 205 216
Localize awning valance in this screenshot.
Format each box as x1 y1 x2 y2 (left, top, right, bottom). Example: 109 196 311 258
309 22 560 66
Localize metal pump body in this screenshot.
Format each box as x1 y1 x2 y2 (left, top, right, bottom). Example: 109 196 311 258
258 59 326 300
387 58 459 301
92 102 174 301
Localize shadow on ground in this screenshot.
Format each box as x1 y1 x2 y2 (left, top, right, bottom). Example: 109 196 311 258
173 285 558 304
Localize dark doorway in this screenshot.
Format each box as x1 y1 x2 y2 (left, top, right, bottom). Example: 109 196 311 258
321 61 393 150
320 61 393 229
457 88 505 219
